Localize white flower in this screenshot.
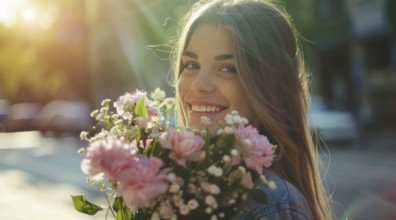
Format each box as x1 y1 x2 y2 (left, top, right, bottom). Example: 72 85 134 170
179 204 190 215
268 181 277 191
90 109 99 118
167 172 176 182
80 131 89 140
151 212 160 220
77 147 85 156
173 194 184 207
207 165 223 177
150 88 166 101
238 166 246 174
200 116 211 127
101 99 111 106
200 130 207 137
231 149 239 156
187 199 199 210
222 155 231 163
204 195 217 208
209 184 221 195
169 184 180 193
224 126 234 134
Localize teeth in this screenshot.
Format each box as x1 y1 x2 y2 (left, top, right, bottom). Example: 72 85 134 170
192 105 221 113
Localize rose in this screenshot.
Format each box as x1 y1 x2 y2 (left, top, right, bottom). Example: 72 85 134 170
159 128 205 167
233 125 275 174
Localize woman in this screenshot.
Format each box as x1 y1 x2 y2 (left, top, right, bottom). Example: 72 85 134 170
172 0 333 219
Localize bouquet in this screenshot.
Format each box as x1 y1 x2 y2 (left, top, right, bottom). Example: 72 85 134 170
71 88 277 220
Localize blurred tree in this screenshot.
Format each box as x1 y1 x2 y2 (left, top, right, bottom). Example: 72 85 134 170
0 0 88 104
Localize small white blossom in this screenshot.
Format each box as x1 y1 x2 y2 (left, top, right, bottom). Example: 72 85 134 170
225 114 234 125
167 173 176 182
111 114 120 120
222 155 231 163
217 129 224 135
243 138 252 146
169 184 180 193
207 165 223 177
205 195 217 208
77 147 85 156
101 99 111 106
90 109 99 118
151 212 160 220
187 199 199 210
211 215 218 220
205 207 213 214
209 184 221 195
173 194 184 207
219 212 225 218
238 166 246 174
79 131 89 140
268 181 277 191
231 149 239 156
150 88 166 101
231 110 238 115
224 126 234 134
200 116 211 127
241 117 249 125
179 204 190 215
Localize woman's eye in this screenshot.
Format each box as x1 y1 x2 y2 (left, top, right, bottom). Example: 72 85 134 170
220 66 237 74
184 62 199 70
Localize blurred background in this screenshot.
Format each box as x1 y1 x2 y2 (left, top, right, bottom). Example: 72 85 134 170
0 0 395 219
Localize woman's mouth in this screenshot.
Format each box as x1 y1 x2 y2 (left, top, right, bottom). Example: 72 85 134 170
188 103 227 114
191 105 222 113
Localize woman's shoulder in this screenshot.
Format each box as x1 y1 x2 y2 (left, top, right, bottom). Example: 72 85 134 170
237 171 314 220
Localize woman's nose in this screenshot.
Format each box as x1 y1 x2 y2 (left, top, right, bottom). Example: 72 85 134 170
191 69 215 93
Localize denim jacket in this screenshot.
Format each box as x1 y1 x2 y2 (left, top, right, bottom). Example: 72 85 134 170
233 171 314 220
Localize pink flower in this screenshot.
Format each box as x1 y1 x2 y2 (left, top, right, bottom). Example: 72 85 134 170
234 125 275 174
116 155 169 210
80 137 138 181
159 128 205 167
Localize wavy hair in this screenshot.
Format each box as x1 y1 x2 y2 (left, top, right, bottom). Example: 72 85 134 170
171 0 333 219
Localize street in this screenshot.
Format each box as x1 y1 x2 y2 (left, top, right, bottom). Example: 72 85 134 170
0 131 395 220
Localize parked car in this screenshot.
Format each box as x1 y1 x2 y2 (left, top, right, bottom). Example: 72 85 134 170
309 96 359 143
35 100 91 135
0 99 9 131
6 103 41 132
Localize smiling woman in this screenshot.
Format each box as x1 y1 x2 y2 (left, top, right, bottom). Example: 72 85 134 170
172 0 334 219
178 23 258 135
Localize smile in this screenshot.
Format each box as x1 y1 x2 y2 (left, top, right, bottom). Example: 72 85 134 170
191 105 222 113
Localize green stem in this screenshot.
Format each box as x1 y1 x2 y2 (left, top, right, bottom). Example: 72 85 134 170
103 191 116 218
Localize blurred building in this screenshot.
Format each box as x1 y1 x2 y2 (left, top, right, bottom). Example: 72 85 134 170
307 0 396 130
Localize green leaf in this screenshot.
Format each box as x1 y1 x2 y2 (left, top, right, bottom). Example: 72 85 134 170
113 197 132 220
134 97 149 118
71 194 103 215
247 188 268 203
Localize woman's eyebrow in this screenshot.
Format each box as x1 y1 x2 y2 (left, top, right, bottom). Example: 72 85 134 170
182 50 197 59
215 54 233 61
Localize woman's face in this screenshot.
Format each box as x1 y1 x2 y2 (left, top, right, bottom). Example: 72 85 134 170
178 23 258 134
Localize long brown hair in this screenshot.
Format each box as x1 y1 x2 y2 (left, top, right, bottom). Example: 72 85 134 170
172 0 333 219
